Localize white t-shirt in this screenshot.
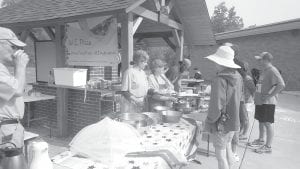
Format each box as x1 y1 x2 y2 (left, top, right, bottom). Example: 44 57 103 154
0 63 24 119
148 74 174 93
121 67 149 100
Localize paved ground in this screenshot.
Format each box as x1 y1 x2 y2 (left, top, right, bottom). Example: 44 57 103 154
184 92 300 169
26 92 300 169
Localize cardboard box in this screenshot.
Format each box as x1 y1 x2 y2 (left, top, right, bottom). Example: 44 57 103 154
53 68 87 86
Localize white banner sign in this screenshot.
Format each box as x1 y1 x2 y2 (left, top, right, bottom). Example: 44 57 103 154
65 16 119 66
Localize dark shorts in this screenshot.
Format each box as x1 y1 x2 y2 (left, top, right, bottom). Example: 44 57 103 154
255 104 275 123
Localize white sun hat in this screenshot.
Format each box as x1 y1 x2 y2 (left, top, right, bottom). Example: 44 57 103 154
205 46 241 69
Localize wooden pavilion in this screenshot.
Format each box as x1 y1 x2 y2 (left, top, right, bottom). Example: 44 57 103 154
0 0 215 136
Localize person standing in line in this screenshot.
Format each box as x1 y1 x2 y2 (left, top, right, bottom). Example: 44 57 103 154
239 62 256 140
165 58 191 91
0 27 29 149
204 46 242 169
248 52 285 154
224 43 243 162
121 50 149 113
251 68 260 86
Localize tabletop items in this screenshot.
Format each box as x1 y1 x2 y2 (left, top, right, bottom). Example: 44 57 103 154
29 141 53 169
53 118 197 169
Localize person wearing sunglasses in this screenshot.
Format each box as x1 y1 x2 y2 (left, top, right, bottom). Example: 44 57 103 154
0 27 29 149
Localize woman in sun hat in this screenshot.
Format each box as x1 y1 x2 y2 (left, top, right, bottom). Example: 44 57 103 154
204 45 243 169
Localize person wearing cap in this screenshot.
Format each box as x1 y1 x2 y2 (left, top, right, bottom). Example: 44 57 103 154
0 27 29 149
147 58 177 111
203 45 242 169
248 52 285 154
121 50 150 113
165 58 191 91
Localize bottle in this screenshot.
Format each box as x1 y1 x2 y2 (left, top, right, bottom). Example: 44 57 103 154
1 148 28 169
48 70 54 85
29 142 53 169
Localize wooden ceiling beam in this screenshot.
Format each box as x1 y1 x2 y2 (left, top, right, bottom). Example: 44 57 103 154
131 6 183 30
125 0 147 13
28 31 38 42
162 36 176 51
134 31 172 39
43 26 55 40
133 17 143 34
132 6 158 22
172 29 180 46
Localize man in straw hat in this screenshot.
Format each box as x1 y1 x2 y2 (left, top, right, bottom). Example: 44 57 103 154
204 45 243 169
0 27 29 149
248 52 285 154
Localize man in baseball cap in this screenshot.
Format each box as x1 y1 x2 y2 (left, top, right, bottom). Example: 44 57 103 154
248 51 285 154
0 27 29 149
254 52 273 61
0 27 26 47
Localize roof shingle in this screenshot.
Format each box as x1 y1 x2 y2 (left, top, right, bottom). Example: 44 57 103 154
0 0 134 25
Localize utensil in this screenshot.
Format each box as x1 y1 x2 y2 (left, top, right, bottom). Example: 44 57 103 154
142 112 163 125
125 149 184 169
174 98 193 114
162 110 182 123
115 113 150 128
1 148 28 169
153 105 171 114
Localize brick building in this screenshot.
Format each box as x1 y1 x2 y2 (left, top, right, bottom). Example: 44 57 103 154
190 18 300 91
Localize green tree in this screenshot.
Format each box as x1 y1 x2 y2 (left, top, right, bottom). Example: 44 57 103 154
211 2 244 33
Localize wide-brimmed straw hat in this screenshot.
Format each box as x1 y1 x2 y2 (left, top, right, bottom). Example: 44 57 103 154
205 46 241 69
0 27 26 47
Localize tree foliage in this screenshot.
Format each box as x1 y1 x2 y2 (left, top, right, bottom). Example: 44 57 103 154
211 2 244 33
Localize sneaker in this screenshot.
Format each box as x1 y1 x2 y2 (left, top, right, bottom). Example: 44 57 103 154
233 153 240 162
247 139 265 147
254 145 272 154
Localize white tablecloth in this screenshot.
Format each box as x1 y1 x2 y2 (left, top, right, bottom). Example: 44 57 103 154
53 119 196 169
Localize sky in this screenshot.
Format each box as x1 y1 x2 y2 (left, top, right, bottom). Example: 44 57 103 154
206 0 300 27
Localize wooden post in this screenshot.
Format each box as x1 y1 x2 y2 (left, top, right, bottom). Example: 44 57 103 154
175 30 184 62
121 12 134 73
179 30 184 61
55 24 68 137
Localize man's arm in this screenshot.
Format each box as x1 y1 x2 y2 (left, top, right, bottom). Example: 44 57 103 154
264 69 285 99
13 50 29 96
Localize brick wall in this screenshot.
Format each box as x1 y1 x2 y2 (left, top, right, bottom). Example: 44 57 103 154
67 89 102 134
190 30 300 90
30 85 57 128
30 65 119 136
